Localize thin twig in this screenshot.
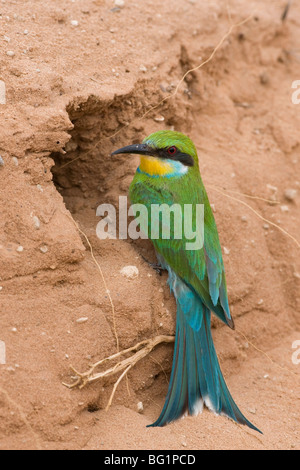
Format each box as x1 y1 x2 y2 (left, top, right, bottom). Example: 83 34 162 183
207 184 280 204
281 1 292 22
209 186 300 249
105 365 133 411
57 14 253 171
63 335 174 391
64 212 120 352
0 386 42 450
236 329 299 378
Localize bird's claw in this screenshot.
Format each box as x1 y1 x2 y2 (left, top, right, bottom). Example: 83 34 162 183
141 255 165 276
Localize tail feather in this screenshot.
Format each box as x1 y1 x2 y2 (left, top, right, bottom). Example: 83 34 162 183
185 326 200 415
152 323 188 424
148 301 262 434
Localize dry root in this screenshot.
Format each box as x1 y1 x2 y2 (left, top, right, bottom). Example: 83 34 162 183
63 335 175 410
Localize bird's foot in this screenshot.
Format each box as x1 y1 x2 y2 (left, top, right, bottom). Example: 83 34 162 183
141 255 165 275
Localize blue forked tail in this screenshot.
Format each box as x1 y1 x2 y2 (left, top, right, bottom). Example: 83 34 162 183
148 301 262 433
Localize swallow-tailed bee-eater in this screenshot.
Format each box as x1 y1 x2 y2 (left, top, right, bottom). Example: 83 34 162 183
112 130 261 433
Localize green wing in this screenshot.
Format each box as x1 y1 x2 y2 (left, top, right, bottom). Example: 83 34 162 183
129 175 234 329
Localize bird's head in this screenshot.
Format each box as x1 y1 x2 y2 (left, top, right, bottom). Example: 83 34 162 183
111 130 199 178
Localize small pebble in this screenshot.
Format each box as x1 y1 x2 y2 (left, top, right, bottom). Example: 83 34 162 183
266 184 278 192
12 157 18 166
40 245 48 253
0 286 3 291
263 223 269 229
120 265 139 279
65 140 78 152
0 156 4 166
32 215 40 229
70 20 79 26
114 0 125 7
284 188 297 201
6 50 15 57
154 115 165 122
223 247 230 255
280 205 289 212
3 35 10 42
139 64 147 73
16 245 24 253
260 72 269 85
137 401 144 413
76 317 88 324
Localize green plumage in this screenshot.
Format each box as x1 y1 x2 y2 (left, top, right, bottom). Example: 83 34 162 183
129 131 233 329
112 130 261 433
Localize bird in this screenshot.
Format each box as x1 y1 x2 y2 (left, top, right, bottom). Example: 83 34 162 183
111 130 261 433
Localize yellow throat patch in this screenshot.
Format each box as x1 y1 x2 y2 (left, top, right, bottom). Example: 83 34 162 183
139 156 174 176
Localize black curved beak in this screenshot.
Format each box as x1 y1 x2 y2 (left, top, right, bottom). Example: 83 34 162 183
111 143 154 157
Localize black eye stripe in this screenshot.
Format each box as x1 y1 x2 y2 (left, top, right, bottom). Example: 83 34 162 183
174 153 194 167
156 147 194 167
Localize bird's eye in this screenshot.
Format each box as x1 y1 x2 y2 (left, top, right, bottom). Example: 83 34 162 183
167 146 177 155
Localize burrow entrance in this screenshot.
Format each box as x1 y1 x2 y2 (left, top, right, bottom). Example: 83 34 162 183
50 80 193 259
